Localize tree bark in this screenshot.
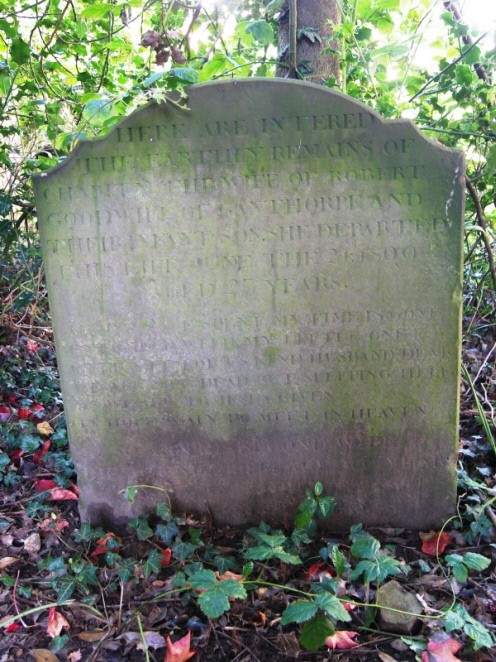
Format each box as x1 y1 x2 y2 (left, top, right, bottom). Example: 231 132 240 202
276 0 340 82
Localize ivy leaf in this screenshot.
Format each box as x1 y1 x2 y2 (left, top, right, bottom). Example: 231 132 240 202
10 37 30 65
300 614 335 651
20 434 41 453
244 545 277 560
297 27 321 44
376 0 400 9
128 516 153 540
56 577 77 602
245 20 273 46
143 548 162 578
280 599 318 625
80 4 113 19
265 0 284 14
169 68 198 84
156 521 179 545
173 541 196 562
315 594 351 622
274 549 302 564
82 96 114 125
143 71 167 88
257 533 286 547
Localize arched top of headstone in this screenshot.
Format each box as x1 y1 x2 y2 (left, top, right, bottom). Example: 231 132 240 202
34 78 463 185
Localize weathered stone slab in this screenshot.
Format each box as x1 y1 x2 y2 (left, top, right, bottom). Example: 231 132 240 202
33 79 465 529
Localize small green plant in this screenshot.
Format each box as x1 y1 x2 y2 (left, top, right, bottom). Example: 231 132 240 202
445 551 491 583
294 481 336 535
349 524 406 584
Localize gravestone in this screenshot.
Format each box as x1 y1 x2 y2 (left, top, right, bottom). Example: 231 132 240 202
33 79 465 529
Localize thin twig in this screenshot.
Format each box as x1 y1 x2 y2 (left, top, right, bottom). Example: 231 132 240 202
465 177 496 296
13 571 29 628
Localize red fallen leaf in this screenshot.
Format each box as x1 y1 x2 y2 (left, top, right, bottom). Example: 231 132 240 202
160 547 172 567
30 404 45 420
343 602 355 612
34 479 58 492
34 440 51 465
48 487 78 501
5 622 22 632
39 516 70 533
19 408 31 420
90 532 122 559
420 530 452 556
164 631 196 662
421 637 463 661
47 607 70 638
27 340 39 352
8 449 23 462
304 561 335 582
0 405 10 422
8 396 18 406
326 630 360 650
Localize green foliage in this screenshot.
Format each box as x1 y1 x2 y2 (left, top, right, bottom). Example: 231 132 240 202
294 482 336 536
244 523 302 565
189 569 247 618
128 515 154 540
349 524 405 583
443 604 495 650
445 552 491 583
281 599 318 625
300 614 336 651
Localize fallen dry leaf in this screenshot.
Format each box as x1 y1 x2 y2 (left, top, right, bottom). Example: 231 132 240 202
39 517 69 533
215 570 243 582
137 631 166 651
326 630 360 650
29 650 59 662
23 533 41 554
378 654 398 662
122 630 166 650
0 556 18 570
67 651 82 662
160 547 172 567
34 479 58 491
421 637 463 661
47 607 70 638
420 530 452 556
77 630 107 642
48 487 78 501
36 421 54 436
165 631 196 662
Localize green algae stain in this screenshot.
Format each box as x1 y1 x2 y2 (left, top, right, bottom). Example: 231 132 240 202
263 346 280 365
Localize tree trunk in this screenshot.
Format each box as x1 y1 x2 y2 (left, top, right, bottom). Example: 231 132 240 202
276 0 340 82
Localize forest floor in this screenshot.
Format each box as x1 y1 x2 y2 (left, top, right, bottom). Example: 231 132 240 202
0 304 495 662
